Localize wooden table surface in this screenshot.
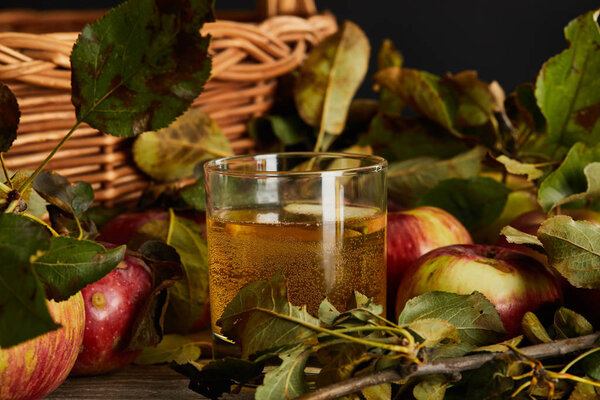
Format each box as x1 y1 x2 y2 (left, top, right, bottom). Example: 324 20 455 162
46 364 254 400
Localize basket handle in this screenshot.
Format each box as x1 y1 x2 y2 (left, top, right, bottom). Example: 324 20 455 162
256 0 317 17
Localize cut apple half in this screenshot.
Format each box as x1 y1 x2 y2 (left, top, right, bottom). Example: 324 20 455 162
283 203 379 220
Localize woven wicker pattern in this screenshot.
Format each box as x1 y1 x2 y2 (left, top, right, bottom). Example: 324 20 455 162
0 10 336 205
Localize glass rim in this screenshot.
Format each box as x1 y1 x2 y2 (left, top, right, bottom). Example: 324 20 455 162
204 152 387 177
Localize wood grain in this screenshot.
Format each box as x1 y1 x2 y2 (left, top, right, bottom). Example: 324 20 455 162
46 364 255 400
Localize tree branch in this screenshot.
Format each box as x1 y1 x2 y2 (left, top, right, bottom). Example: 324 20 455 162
297 332 600 400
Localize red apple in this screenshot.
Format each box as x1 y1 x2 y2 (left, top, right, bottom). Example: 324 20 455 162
395 244 563 337
70 252 152 376
98 210 210 333
0 293 85 400
97 210 206 247
386 206 472 314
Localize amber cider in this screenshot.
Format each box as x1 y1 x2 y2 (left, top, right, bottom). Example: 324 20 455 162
207 203 386 337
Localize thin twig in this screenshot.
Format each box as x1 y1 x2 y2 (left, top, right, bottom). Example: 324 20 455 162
297 332 600 400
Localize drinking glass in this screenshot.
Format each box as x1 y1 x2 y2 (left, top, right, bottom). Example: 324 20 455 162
204 152 387 353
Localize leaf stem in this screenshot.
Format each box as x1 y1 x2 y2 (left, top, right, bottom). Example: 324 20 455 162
313 126 325 153
0 180 11 194
4 199 19 213
224 307 416 357
18 121 82 193
21 213 60 237
326 326 414 345
559 345 600 374
0 154 12 189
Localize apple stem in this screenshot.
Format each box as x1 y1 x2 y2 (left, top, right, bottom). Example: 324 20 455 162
296 332 600 400
18 121 82 194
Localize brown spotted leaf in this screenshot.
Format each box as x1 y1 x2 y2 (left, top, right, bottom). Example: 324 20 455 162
71 0 213 137
374 67 459 137
538 215 600 289
535 10 600 147
0 82 19 152
133 108 232 181
442 70 495 127
294 20 370 147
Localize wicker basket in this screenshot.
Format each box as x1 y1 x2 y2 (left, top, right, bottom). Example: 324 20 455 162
0 1 336 206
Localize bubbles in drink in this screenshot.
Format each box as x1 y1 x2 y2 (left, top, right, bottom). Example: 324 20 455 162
207 203 386 334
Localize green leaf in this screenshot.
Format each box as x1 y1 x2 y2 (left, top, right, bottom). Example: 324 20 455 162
180 178 206 212
71 0 213 137
255 346 311 400
360 114 469 163
164 213 209 334
538 142 600 212
496 155 544 181
133 109 232 181
387 146 486 207
33 172 94 218
172 358 264 399
417 177 510 230
535 10 600 147
582 351 600 382
0 214 57 348
0 82 20 152
248 114 314 153
397 291 505 346
413 375 450 400
375 67 459 136
442 70 495 127
318 298 341 326
538 215 600 289
406 318 460 348
294 21 370 146
128 241 183 350
521 312 553 344
376 39 404 116
553 307 594 339
135 334 205 365
499 225 543 247
362 383 391 400
219 271 320 359
456 360 515 400
315 343 367 391
33 237 125 301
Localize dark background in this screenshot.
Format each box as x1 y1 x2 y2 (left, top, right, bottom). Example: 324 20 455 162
1 0 598 96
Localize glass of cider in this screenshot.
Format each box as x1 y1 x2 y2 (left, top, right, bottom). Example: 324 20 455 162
204 152 387 354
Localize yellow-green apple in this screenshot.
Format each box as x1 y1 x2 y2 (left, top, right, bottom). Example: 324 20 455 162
0 293 85 400
386 206 472 314
395 244 563 337
70 252 152 376
474 190 540 244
